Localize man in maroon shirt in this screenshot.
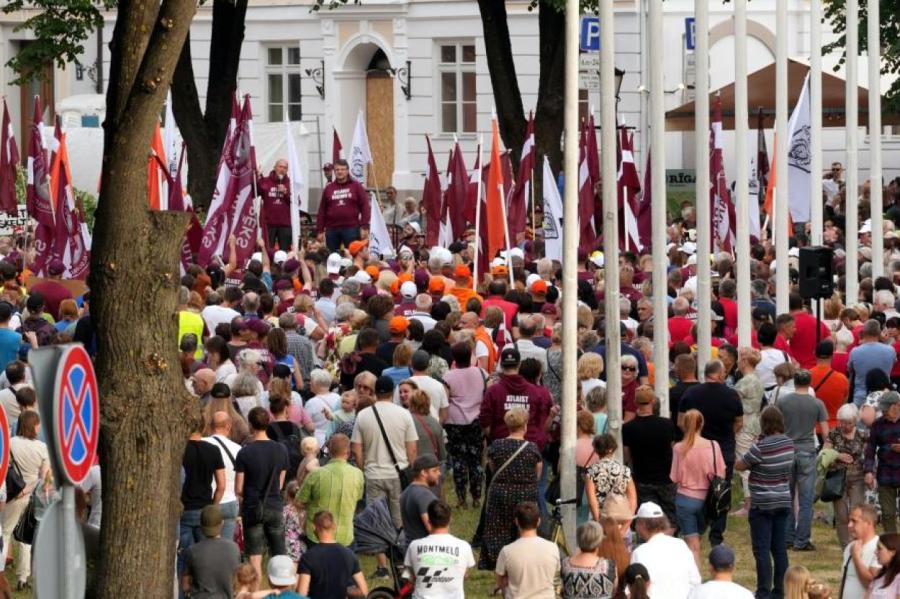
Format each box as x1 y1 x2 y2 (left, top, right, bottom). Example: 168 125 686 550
316 159 370 252
788 292 832 369
257 159 293 251
29 258 74 322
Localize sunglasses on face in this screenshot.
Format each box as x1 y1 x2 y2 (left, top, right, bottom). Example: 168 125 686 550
622 366 637 372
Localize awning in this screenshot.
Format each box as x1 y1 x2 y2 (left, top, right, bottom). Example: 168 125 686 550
664 58 900 131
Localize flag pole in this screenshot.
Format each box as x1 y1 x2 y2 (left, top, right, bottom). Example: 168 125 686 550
530 162 537 246
499 177 515 287
473 135 484 289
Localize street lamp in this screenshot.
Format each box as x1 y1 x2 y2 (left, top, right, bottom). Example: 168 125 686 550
615 67 625 100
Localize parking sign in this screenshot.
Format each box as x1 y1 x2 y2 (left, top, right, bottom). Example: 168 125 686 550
580 16 600 52
685 17 696 51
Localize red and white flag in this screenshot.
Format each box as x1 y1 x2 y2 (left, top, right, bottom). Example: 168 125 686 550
0 99 19 215
618 128 643 253
422 135 442 247
507 112 534 237
332 128 343 165
637 149 653 251
49 119 91 280
26 97 55 276
463 146 481 229
155 144 200 271
710 95 736 252
148 121 168 210
578 123 596 254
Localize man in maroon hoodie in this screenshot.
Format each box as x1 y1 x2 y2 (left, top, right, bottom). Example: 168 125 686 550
480 347 554 452
258 159 293 251
316 159 370 252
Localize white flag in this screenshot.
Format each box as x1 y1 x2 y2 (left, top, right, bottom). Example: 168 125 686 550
787 72 812 224
284 117 305 251
349 110 373 186
541 156 564 262
163 93 181 182
369 195 394 258
748 132 762 240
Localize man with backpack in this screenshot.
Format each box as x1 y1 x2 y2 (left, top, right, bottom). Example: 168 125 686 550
203 411 243 542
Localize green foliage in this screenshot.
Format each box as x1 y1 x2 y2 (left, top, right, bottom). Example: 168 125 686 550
1 0 115 83
15 166 25 206
823 0 900 113
75 189 97 231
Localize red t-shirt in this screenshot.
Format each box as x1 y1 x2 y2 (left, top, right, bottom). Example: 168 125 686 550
891 341 900 378
831 352 850 376
668 317 694 345
774 335 791 353
789 312 831 369
719 298 738 332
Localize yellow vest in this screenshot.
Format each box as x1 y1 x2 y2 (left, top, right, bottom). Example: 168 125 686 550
178 310 205 359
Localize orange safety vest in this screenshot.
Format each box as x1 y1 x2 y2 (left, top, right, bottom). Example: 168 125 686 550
474 325 498 373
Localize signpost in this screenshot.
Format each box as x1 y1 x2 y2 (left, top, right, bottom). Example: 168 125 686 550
685 17 696 51
30 344 99 599
580 16 600 52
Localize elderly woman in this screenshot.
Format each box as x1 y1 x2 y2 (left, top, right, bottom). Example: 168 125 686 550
306 369 340 446
561 521 617 599
620 354 640 423
733 347 765 517
824 403 868 546
578 352 606 402
585 434 637 524
479 407 542 570
544 323 564 400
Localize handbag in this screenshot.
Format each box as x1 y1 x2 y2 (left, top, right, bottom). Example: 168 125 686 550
5 453 25 501
547 450 595 507
704 441 731 521
13 494 36 544
372 404 410 490
820 467 847 503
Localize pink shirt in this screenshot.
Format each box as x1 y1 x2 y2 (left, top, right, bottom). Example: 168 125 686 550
576 437 600 467
443 366 487 425
669 439 726 500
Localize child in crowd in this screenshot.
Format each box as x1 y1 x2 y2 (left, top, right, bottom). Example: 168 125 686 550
296 437 320 488
283 480 308 566
331 390 357 428
233 563 271 599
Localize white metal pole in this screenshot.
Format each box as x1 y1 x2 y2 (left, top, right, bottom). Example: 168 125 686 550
695 0 712 371
650 0 669 413
868 0 883 276
810 0 824 246
735 0 751 347
601 0 622 455
473 137 484 285
846 0 859 304
560 0 581 545
775 0 790 315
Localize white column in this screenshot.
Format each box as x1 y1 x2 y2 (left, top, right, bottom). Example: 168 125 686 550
560 0 581 545
695 0 712 372
734 0 751 348
775 0 790 315
810 0 824 246
846 0 859 304
650 0 669 413
601 0 622 454
868 0 883 276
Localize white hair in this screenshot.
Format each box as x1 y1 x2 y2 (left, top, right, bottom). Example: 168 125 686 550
875 289 895 310
441 295 460 312
415 294 433 311
837 403 859 423
310 368 333 390
237 349 262 369
621 354 638 367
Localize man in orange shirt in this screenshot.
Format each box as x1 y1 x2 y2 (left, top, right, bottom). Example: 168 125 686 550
810 340 850 430
448 265 482 309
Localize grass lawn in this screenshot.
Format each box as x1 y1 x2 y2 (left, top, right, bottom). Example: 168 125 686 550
2 485 847 597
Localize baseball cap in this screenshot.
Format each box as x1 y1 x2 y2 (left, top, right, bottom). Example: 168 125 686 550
389 316 410 334
408 222 422 234
353 270 373 285
47 259 65 276
365 265 380 281
636 501 664 519
375 375 395 395
589 251 604 268
348 240 369 257
541 303 559 317
454 265 471 279
201 504 224 538
708 544 736 569
322 162 334 170
273 278 293 292
500 347 521 368
491 265 509 277
273 250 288 265
245 318 270 336
282 258 300 273
326 253 342 274
531 280 548 294
267 555 298 587
400 281 418 299
412 454 441 475
428 278 445 294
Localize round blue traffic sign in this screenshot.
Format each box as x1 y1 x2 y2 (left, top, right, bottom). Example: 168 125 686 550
52 345 99 485
0 399 9 487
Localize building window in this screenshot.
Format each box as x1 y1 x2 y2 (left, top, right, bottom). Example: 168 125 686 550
438 43 476 133
266 46 302 122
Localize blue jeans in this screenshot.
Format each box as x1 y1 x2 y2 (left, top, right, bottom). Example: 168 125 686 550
177 508 205 595
537 457 550 521
786 450 817 548
749 507 790 599
325 227 361 252
675 494 707 536
219 500 239 543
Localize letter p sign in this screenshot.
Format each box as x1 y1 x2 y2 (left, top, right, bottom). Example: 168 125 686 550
580 17 600 52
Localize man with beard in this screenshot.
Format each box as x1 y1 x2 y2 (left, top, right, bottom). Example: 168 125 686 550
258 159 294 251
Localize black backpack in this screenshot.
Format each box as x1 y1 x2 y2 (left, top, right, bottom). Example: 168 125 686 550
268 422 304 485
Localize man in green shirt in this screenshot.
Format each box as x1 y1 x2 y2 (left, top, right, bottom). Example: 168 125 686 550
297 433 364 546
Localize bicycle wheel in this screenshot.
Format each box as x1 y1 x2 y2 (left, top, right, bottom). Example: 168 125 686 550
367 587 397 599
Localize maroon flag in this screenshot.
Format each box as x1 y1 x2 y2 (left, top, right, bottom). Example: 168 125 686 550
578 124 596 254
710 96 736 252
156 144 201 270
507 113 534 236
49 119 90 280
26 97 55 276
463 147 481 230
442 141 469 244
332 128 343 164
637 148 653 251
757 108 769 201
0 99 19 215
617 129 643 253
422 136 442 246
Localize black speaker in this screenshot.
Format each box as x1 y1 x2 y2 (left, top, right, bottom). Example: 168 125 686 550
798 246 835 299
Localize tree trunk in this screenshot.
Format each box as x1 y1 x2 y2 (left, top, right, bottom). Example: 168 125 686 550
535 0 566 175
477 0 526 168
91 1 196 597
171 0 247 211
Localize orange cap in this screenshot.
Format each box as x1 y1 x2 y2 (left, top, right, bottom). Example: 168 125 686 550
428 278 445 294
398 272 414 283
348 239 369 257
454 264 472 279
389 316 410 334
531 279 549 294
491 265 509 277
365 265 380 280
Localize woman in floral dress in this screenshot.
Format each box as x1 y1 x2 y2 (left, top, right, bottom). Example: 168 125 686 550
282 480 307 565
585 434 637 523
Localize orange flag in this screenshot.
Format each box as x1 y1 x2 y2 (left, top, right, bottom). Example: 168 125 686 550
762 136 793 235
148 122 167 210
485 117 506 262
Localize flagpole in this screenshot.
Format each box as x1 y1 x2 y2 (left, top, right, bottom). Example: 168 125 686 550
845 0 859 305
810 0 824 247
530 163 537 245
473 135 484 289
775 0 790 315
868 0 883 277
499 182 515 288
735 0 752 348
695 0 712 371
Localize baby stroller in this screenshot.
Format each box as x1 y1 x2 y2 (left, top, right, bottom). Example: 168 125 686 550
354 498 412 599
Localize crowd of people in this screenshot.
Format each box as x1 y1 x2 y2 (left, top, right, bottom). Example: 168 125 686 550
0 160 898 598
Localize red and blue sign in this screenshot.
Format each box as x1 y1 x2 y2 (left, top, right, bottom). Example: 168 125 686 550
0 399 9 486
52 345 98 485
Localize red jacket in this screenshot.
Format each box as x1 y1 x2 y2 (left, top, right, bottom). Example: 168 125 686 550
316 178 370 233
481 296 519 330
257 171 292 227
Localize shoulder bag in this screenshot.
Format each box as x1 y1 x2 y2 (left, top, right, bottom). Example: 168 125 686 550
704 441 731 521
5 452 25 501
413 413 441 461
372 404 411 489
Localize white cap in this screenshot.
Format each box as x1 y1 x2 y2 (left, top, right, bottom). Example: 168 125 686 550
686 254 698 266
433 247 452 266
251 252 262 263
680 241 697 255
399 245 414 257
400 281 418 299
273 250 288 265
788 247 800 258
509 247 525 260
408 222 422 234
590 251 604 267
526 273 542 289
326 253 342 274
636 502 664 519
339 257 353 269
353 270 372 284
491 257 506 268
860 219 872 234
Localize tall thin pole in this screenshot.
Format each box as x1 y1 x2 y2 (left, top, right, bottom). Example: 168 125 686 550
810 0 824 245
846 0 859 304
472 137 484 286
650 0 669 413
560 0 581 545
775 0 790 315
868 0 883 276
735 0 751 347
695 0 712 372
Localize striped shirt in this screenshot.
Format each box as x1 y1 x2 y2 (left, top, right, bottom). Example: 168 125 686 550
742 434 795 511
